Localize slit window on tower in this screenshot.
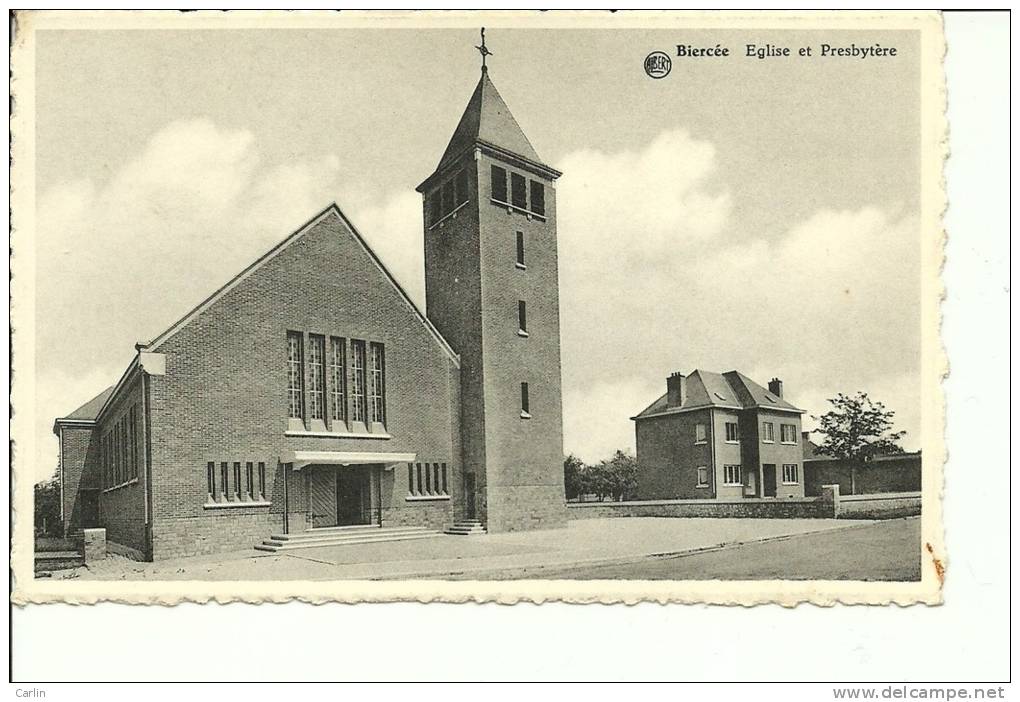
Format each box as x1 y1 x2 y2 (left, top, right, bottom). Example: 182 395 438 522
455 169 469 206
491 165 508 203
530 180 545 216
521 382 530 416
511 172 527 209
518 300 528 333
516 231 525 267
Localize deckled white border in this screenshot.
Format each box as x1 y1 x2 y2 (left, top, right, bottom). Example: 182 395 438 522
9 9 947 606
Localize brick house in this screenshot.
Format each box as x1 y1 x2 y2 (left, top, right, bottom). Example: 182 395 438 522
632 370 806 500
52 64 567 560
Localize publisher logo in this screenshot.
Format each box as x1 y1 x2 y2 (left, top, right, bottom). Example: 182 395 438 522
644 51 671 79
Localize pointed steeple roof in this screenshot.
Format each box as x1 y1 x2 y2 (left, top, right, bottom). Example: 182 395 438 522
419 68 559 190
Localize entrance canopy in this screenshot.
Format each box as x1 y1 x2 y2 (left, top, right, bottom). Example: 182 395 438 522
283 450 416 470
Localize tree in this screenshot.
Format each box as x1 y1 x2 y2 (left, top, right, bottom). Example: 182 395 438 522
603 450 638 502
34 475 61 537
813 392 905 495
563 454 587 501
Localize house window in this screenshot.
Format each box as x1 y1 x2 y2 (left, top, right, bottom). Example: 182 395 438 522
530 180 545 216
349 339 367 423
455 169 469 206
520 382 531 417
518 300 528 334
511 172 527 209
207 462 215 497
695 423 707 444
696 466 710 488
246 462 254 499
491 165 508 203
516 230 526 267
130 406 139 480
762 421 775 443
307 334 326 421
725 422 740 442
782 463 799 484
258 462 266 500
723 465 742 486
781 424 798 443
368 342 386 425
329 337 347 426
286 331 304 420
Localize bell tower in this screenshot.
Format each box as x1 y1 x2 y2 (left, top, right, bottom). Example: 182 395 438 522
416 35 566 532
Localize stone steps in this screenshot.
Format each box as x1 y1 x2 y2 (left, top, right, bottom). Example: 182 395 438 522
255 526 443 552
34 550 84 572
445 519 487 536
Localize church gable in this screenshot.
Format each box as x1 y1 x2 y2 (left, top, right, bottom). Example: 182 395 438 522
147 204 458 365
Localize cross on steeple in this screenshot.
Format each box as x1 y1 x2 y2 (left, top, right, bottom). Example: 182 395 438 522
475 27 492 72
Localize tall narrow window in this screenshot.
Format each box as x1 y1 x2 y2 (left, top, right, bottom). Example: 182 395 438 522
416 463 423 495
530 180 545 216
114 422 122 485
220 462 229 500
521 382 531 416
433 464 441 495
130 406 140 479
455 169 469 206
442 180 455 216
207 462 215 498
491 165 508 202
511 172 527 209
329 337 347 427
441 463 448 495
425 461 432 494
233 462 241 499
286 331 304 420
516 230 526 267
518 300 528 333
245 462 254 499
349 340 367 423
368 342 386 425
408 463 415 495
258 462 266 500
429 191 441 225
307 334 326 421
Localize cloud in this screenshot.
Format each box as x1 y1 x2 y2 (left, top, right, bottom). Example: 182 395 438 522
30 121 922 483
31 118 420 483
557 130 922 460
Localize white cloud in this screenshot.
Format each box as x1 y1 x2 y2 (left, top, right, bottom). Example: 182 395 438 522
32 118 421 483
557 131 922 462
30 121 923 483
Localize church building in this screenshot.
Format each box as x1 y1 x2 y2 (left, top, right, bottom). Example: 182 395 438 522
52 59 568 561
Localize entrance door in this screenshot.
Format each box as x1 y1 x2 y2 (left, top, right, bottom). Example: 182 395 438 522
463 473 476 520
337 466 374 526
762 464 778 497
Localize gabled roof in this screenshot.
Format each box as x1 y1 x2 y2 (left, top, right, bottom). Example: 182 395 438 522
144 204 459 367
53 386 116 431
419 69 556 188
632 369 804 420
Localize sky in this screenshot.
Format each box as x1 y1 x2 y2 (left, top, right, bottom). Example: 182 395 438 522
29 26 922 482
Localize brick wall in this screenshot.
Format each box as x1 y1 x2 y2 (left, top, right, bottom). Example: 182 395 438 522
838 492 922 519
804 455 922 496
57 424 99 535
144 209 463 560
634 409 713 500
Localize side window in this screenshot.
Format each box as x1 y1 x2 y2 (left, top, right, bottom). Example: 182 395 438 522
511 172 527 209
491 165 508 202
530 180 545 216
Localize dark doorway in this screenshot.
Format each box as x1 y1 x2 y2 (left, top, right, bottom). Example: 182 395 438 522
762 464 777 497
464 473 476 520
337 466 376 526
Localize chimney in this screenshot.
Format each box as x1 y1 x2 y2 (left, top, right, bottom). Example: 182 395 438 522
768 377 784 398
666 372 686 408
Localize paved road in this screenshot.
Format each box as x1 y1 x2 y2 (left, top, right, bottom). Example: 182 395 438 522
486 517 922 581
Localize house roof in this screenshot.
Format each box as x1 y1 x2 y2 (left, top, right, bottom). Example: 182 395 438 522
632 369 804 420
53 386 116 431
420 69 555 187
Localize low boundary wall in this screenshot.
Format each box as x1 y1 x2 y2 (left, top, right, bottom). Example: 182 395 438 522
566 487 921 521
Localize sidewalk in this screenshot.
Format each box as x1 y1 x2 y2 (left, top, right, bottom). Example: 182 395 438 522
68 517 873 582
